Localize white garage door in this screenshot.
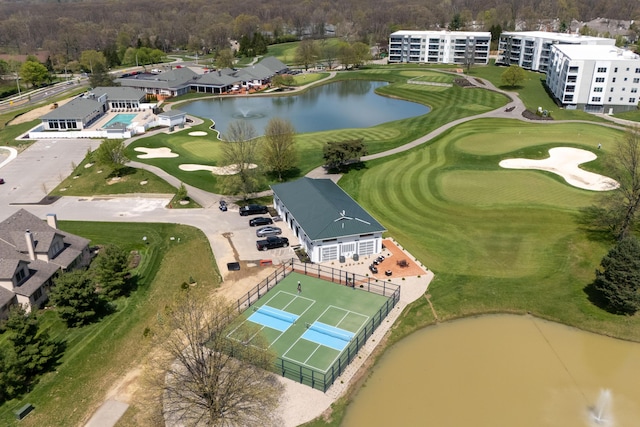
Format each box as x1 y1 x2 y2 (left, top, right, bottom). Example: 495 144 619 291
321 245 338 262
359 240 375 255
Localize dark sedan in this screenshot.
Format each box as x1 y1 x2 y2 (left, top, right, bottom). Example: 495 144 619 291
249 217 273 227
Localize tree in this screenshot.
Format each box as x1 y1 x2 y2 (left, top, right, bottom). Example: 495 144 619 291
4 306 60 381
215 49 235 70
20 60 49 88
160 294 283 426
295 39 319 71
92 244 130 300
337 42 355 69
351 42 371 67
89 62 117 87
501 65 526 87
94 139 127 176
270 74 294 88
0 346 24 403
320 42 338 70
448 13 463 30
79 49 106 74
261 118 297 181
599 127 640 239
221 121 260 198
593 235 640 314
50 270 102 327
323 138 367 171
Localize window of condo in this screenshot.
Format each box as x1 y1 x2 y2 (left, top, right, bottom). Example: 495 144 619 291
595 77 605 82
591 97 601 102
630 98 636 103
597 67 607 73
594 87 603 92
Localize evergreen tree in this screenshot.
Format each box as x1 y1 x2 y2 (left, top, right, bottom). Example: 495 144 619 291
5 306 59 380
594 235 640 314
0 346 25 403
93 245 130 300
50 270 102 326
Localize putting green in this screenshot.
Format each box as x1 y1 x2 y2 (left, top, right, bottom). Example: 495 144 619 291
453 120 619 156
438 170 594 209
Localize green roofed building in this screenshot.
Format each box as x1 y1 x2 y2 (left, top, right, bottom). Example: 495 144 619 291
271 177 386 263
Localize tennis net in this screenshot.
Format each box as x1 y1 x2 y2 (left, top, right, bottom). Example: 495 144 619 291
256 306 297 324
307 322 353 342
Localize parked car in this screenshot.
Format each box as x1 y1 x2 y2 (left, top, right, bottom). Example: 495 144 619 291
256 236 289 251
219 200 228 211
239 204 268 216
249 217 273 227
0 178 4 185
256 226 282 237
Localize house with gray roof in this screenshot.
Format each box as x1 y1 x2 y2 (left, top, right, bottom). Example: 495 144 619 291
271 178 386 263
0 209 91 318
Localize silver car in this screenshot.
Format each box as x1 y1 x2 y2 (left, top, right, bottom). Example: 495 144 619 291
256 226 282 237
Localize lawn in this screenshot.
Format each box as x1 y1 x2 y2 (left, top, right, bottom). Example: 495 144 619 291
466 61 611 122
126 68 508 194
51 155 178 197
339 118 640 342
0 222 220 427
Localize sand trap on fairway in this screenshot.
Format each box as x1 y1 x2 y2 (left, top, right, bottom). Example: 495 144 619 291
179 163 257 175
134 147 179 159
499 147 619 191
188 131 207 136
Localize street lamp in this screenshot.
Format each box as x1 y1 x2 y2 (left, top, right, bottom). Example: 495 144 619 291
136 52 139 67
15 73 20 96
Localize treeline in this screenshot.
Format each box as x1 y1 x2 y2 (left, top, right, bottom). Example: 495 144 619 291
0 0 639 64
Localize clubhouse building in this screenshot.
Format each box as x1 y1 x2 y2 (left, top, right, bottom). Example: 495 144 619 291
388 30 491 65
271 178 386 263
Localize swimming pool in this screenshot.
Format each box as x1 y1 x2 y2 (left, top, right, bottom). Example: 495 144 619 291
104 114 137 128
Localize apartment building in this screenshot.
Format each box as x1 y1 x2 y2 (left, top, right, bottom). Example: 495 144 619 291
497 31 615 73
388 30 491 65
546 44 640 113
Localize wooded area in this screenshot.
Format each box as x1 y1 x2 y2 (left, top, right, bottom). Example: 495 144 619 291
0 0 639 64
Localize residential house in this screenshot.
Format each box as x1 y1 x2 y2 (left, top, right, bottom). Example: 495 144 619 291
0 210 91 318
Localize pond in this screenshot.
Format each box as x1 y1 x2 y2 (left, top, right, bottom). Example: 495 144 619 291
178 80 431 137
342 315 640 427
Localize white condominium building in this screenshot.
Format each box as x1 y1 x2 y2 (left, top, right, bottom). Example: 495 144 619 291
388 30 491 65
546 44 640 114
497 31 615 73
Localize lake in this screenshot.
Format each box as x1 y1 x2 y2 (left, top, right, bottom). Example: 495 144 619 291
178 80 431 137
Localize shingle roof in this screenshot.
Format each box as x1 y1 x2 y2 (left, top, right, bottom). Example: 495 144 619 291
271 178 385 241
116 68 198 90
0 209 90 293
0 286 16 309
259 56 289 74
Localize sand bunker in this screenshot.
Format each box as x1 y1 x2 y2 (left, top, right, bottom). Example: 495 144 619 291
499 147 619 191
134 147 179 159
179 163 258 175
188 131 207 136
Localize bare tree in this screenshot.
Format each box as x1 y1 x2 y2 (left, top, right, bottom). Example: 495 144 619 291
261 118 297 181
221 120 260 198
605 127 640 240
161 294 283 426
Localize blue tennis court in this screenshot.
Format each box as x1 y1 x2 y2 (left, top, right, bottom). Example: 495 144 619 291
248 306 299 332
301 321 354 351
